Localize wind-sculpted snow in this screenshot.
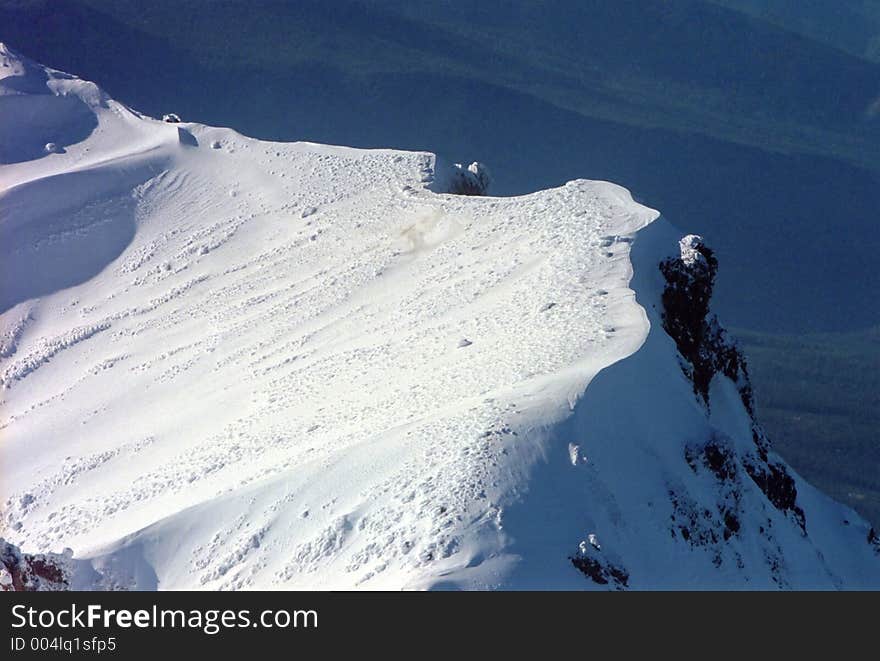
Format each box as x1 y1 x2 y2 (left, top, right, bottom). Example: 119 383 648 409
1 321 111 389
1 44 877 589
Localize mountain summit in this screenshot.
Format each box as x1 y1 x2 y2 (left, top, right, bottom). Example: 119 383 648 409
1 44 877 589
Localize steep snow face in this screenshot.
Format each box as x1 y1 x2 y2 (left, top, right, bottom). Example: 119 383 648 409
486 223 880 590
0 45 877 589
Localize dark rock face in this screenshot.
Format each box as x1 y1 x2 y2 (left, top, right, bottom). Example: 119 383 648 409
570 234 819 588
744 459 806 533
0 539 68 591
869 528 880 555
660 236 757 419
564 234 840 588
570 553 629 589
446 161 491 196
673 438 746 578
698 439 737 483
669 486 723 548
659 237 751 414
684 439 743 543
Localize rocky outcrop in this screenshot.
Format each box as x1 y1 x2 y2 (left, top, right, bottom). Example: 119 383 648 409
683 438 743 542
1 538 69 591
743 458 806 532
570 548 629 589
869 528 880 555
660 235 805 533
659 235 751 412
447 161 491 196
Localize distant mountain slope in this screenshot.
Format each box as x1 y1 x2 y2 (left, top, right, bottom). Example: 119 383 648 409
711 0 880 63
2 45 877 589
9 0 878 169
738 326 880 526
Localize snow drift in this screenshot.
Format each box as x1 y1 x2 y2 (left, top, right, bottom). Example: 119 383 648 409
0 43 877 589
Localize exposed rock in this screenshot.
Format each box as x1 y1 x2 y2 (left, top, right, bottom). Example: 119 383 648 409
684 438 743 542
570 552 629 589
742 459 806 533
0 538 69 591
659 235 750 411
698 439 737 482
723 510 741 539
662 235 808 541
660 237 801 505
447 161 491 196
669 488 720 547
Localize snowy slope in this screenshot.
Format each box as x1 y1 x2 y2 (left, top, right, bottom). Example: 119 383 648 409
1 44 877 590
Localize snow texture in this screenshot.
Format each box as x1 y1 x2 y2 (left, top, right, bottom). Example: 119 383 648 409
1 43 877 590
678 234 706 267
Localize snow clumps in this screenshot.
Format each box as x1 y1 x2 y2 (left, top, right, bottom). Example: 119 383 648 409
678 234 706 267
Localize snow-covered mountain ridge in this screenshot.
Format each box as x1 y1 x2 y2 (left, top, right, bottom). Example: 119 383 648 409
1 44 877 590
